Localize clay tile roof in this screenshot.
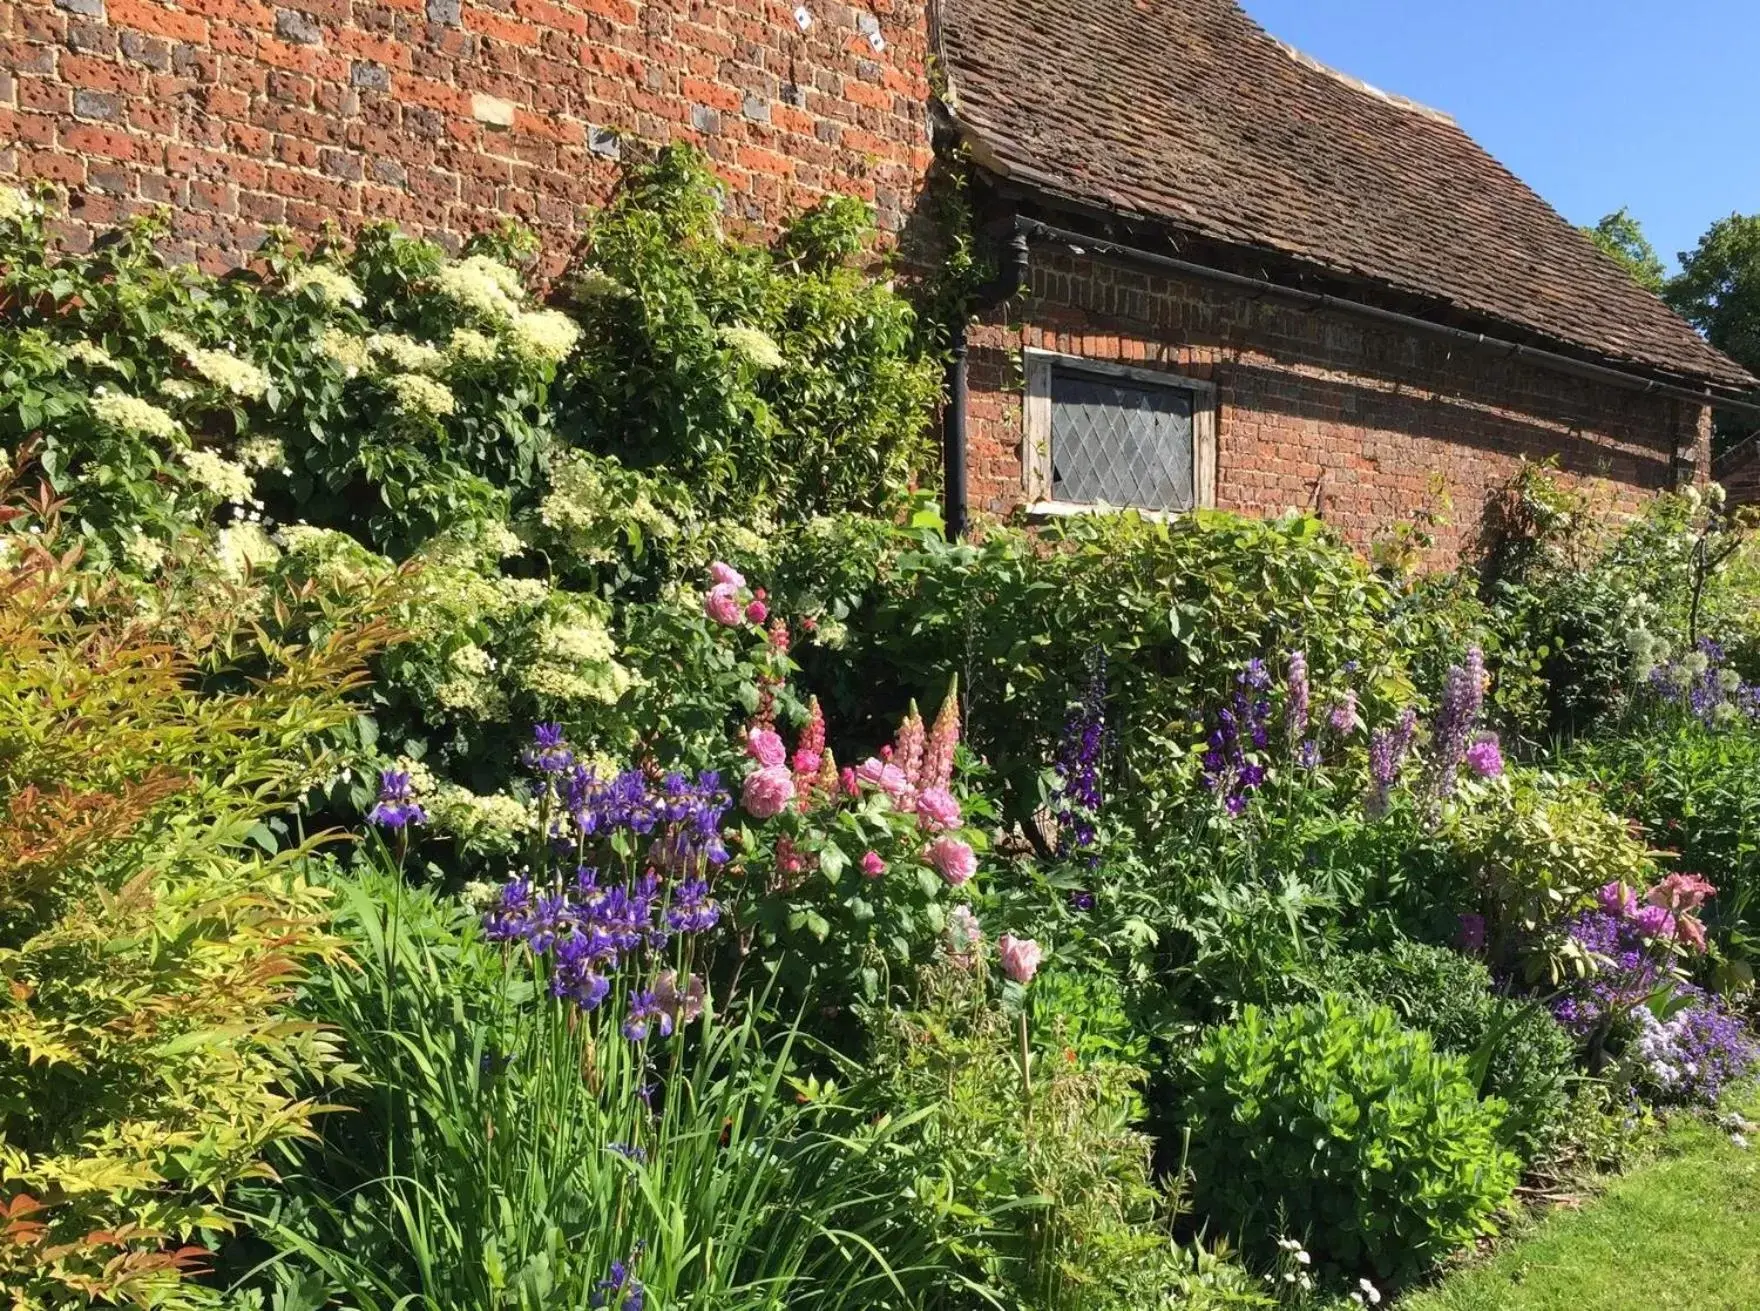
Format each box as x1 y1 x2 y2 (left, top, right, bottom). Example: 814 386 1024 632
939 0 1755 390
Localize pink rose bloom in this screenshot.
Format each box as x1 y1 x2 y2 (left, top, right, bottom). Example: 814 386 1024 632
741 765 796 819
792 750 823 778
710 561 746 588
745 727 787 768
1648 872 1717 914
998 933 1043 984
856 756 912 801
839 766 859 797
927 835 976 886
705 584 743 626
1676 914 1709 953
745 598 768 624
916 786 963 832
861 849 886 879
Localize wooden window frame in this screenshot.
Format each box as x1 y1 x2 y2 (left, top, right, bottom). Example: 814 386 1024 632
1022 349 1218 518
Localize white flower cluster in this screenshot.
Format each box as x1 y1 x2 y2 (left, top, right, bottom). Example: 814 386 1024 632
285 263 365 308
428 783 531 854
180 449 255 502
278 523 390 591
164 331 271 400
432 254 526 322
447 327 499 365
387 372 457 418
509 307 582 365
159 378 199 401
716 323 785 370
569 266 628 299
66 340 120 372
434 642 507 717
214 521 280 582
90 390 183 443
121 528 167 574
519 596 636 704
367 332 447 375
539 451 680 565
236 436 287 471
0 186 40 224
319 328 372 377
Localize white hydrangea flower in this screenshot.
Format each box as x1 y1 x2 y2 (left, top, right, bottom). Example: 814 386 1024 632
67 340 121 371
447 327 499 365
386 372 457 417
285 263 365 308
509 307 582 364
569 266 628 299
236 436 287 470
319 328 372 377
716 323 784 369
120 528 167 574
367 332 447 375
429 784 531 852
180 449 255 501
0 187 37 224
214 521 280 581
158 378 199 401
164 330 271 400
432 253 525 322
90 391 183 443
495 576 550 608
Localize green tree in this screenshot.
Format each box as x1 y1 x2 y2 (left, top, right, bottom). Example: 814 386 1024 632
1582 208 1667 294
1667 213 1760 380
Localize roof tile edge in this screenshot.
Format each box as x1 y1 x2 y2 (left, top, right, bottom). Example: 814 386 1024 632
1273 38 1457 127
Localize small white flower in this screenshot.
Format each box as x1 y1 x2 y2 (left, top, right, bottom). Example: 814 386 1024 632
1359 1277 1382 1305
1734 1133 1751 1150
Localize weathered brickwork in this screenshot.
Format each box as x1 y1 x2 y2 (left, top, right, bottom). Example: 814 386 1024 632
0 0 1720 565
966 249 1711 563
0 0 934 269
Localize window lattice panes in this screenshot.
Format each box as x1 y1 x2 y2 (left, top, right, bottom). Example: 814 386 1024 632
1050 368 1196 511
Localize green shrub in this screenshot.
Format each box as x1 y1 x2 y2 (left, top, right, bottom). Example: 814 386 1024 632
1446 767 1659 981
555 147 941 524
1323 943 1577 1163
869 966 1190 1311
0 519 385 1307
1177 994 1519 1286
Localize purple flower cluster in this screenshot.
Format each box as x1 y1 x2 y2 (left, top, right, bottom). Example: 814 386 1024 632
368 769 427 830
557 762 731 868
1649 637 1760 726
592 1251 646 1311
1285 651 1311 751
1364 709 1418 819
1201 661 1273 816
521 721 575 774
1053 653 1107 856
1424 646 1485 807
1551 909 1663 1038
1632 987 1757 1106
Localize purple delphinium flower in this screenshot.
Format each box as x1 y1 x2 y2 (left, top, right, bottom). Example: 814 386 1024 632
1052 652 1108 857
1069 889 1096 912
1424 646 1485 809
368 769 427 829
1297 738 1322 770
1364 708 1418 818
1285 651 1310 750
1328 690 1358 735
1201 662 1277 816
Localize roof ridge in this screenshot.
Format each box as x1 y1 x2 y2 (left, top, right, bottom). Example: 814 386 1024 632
1271 37 1456 127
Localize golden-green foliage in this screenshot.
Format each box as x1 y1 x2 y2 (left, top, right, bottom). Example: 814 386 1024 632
0 496 389 1309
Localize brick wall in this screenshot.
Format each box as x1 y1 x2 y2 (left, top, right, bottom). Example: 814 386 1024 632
966 248 1710 564
0 0 934 269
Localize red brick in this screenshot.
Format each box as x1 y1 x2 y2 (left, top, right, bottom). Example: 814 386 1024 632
108 0 210 44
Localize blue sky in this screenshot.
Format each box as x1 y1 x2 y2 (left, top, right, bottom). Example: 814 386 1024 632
1240 0 1760 272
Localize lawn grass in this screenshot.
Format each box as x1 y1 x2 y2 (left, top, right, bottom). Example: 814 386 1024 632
1401 1094 1760 1311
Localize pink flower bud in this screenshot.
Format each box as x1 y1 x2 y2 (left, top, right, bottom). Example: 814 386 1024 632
745 598 769 624
927 835 976 886
861 850 886 879
998 933 1043 984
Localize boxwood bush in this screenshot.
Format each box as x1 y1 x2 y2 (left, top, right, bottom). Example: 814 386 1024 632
1177 994 1519 1286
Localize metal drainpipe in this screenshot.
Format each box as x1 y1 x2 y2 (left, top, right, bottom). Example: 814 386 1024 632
944 324 970 538
943 227 1031 539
